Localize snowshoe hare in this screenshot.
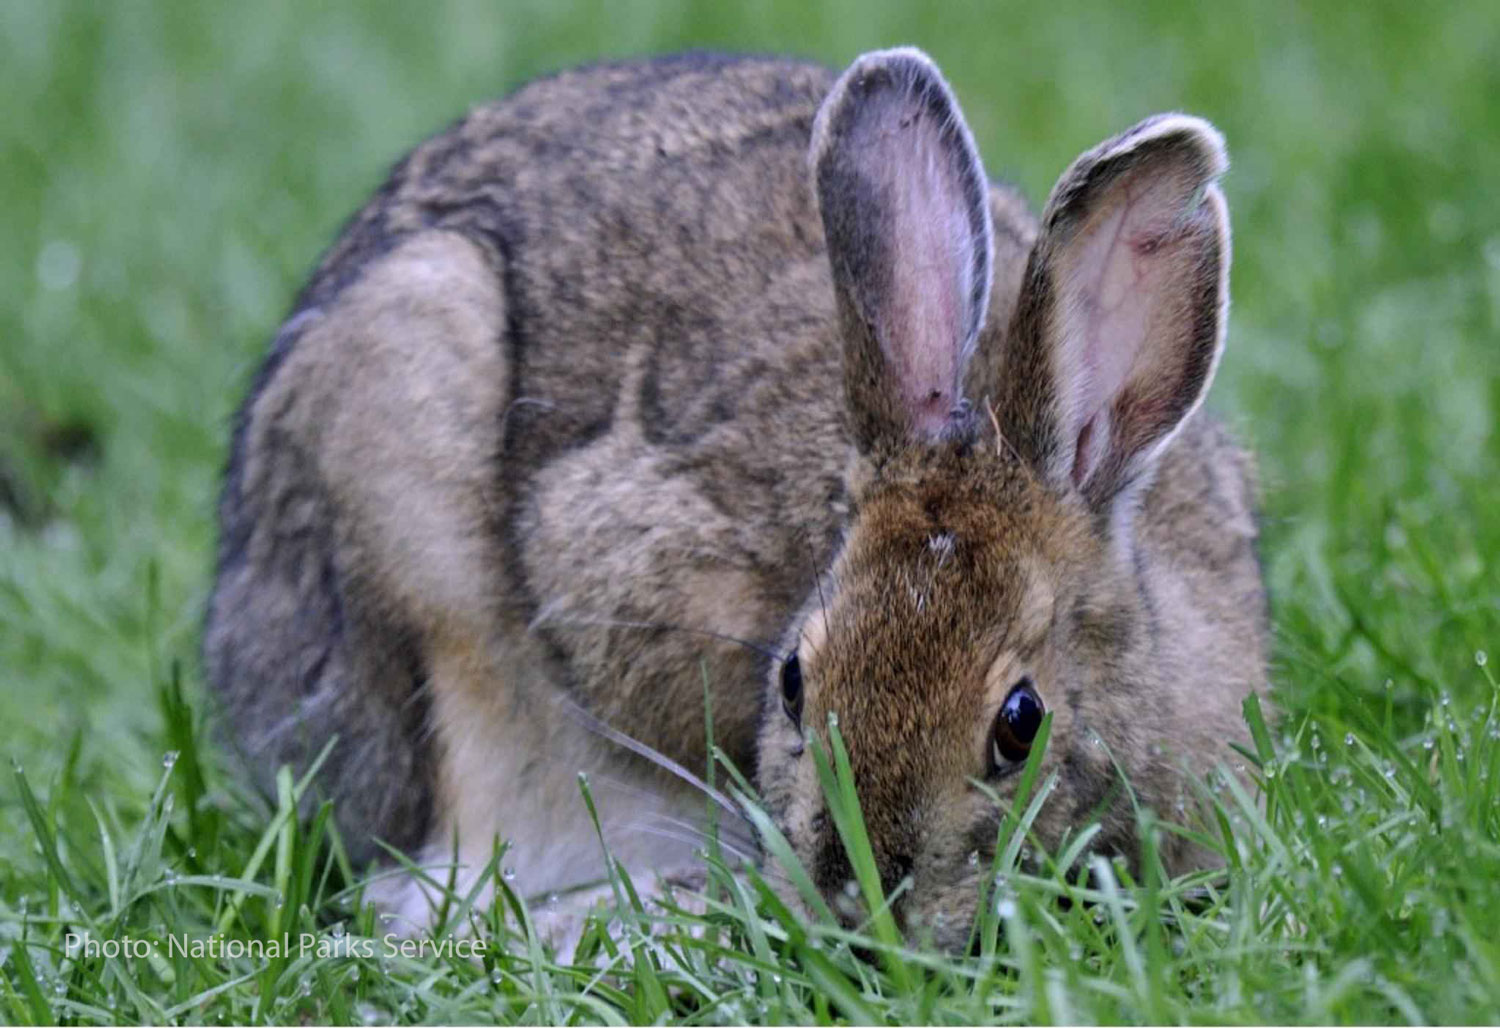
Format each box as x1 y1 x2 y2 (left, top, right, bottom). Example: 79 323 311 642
206 47 1267 948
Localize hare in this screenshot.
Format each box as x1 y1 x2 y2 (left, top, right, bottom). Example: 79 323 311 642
205 47 1266 947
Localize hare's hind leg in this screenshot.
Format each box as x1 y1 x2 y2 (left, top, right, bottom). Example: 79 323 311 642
252 230 710 935
220 229 554 914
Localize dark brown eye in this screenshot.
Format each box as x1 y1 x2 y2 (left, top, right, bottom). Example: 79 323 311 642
780 653 803 727
991 677 1045 769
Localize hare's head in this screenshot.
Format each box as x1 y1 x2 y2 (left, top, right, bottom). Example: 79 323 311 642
756 48 1238 949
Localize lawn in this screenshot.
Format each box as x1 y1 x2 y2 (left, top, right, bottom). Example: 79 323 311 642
2 0 1498 1023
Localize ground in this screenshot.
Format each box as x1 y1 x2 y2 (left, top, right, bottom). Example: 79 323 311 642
1 0 1498 1023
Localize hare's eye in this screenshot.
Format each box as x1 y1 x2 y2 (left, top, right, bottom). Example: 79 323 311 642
991 677 1045 770
780 653 804 727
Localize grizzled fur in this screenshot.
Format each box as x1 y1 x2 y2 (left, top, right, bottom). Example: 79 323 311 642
206 48 1265 943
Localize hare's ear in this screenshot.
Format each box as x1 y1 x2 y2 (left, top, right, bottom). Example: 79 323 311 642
812 47 993 453
998 115 1230 512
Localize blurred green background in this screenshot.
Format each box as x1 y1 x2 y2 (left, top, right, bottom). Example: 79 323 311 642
1 0 1496 852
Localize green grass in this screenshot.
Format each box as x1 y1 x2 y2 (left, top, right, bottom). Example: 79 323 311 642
2 0 1497 1023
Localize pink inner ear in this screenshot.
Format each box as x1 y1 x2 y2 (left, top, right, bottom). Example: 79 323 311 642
1055 161 1204 483
876 118 974 438
1070 407 1109 488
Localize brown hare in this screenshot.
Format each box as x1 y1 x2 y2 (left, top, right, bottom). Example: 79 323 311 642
206 46 1267 948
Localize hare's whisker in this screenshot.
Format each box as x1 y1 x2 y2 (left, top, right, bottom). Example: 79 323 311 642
532 612 780 663
558 697 744 821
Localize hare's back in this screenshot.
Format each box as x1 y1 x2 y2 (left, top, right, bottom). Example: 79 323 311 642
300 54 840 472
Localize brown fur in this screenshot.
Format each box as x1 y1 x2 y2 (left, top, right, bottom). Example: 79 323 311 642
205 48 1264 944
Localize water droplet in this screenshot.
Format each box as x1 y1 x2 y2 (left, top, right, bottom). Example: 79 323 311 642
995 897 1018 918
1264 761 1277 779
1345 732 1356 747
827 712 839 728
1440 692 1452 708
1423 737 1435 751
1456 748 1466 762
1384 678 1394 692
502 867 516 881
332 922 345 938
1477 650 1488 667
1331 863 1343 878
162 751 179 769
1316 814 1328 829
966 850 980 868
842 879 860 898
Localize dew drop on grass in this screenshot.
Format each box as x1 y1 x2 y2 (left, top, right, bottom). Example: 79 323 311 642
1477 650 1488 667
995 896 1018 918
162 751 179 769
1345 732 1356 747
1331 863 1343 878
1424 737 1435 750
1441 692 1452 708
1316 814 1328 829
966 850 980 868
502 867 516 881
333 921 345 938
